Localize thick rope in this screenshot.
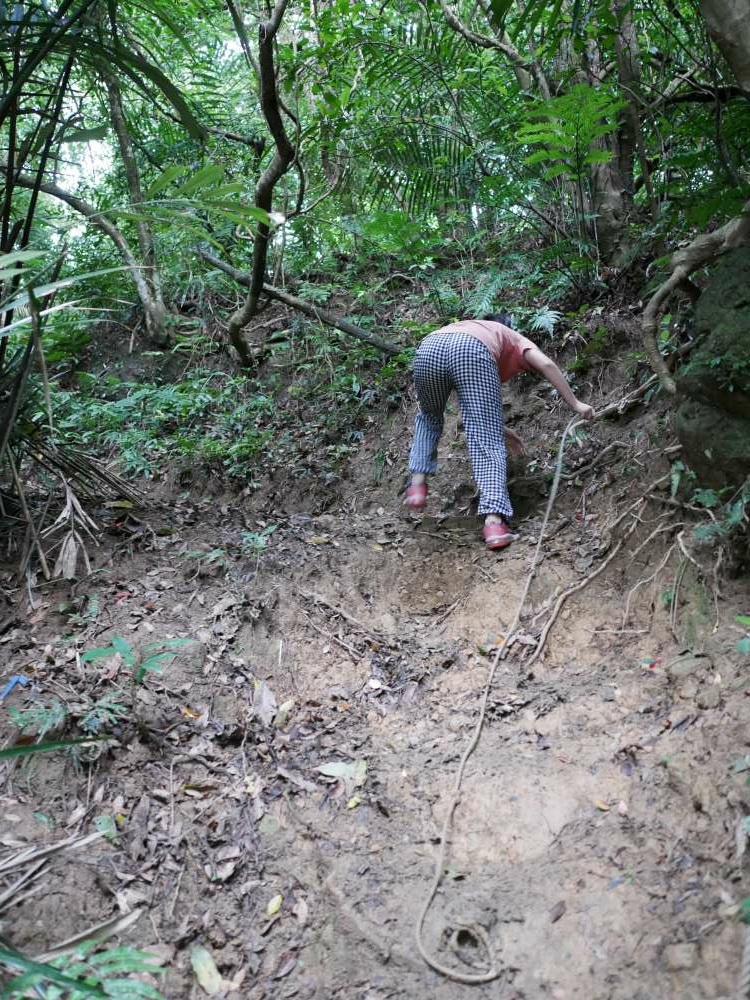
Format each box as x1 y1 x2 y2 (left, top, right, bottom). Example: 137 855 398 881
738 924 750 1000
414 416 583 983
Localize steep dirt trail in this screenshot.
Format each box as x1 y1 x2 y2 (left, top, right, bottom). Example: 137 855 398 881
2 383 749 999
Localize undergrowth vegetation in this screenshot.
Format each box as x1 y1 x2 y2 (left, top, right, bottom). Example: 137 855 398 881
24 330 412 483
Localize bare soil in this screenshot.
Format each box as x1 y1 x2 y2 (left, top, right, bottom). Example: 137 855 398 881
2 362 749 999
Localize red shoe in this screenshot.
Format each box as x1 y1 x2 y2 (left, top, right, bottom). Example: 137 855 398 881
404 481 427 508
482 520 516 550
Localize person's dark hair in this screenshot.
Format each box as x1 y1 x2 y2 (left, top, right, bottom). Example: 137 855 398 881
482 311 514 327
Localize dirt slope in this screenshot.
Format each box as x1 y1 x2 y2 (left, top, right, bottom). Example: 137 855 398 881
1 365 749 999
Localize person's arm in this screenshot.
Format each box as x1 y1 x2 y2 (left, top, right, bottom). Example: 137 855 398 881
523 347 594 419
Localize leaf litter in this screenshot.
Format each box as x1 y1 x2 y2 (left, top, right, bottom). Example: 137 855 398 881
2 386 750 1000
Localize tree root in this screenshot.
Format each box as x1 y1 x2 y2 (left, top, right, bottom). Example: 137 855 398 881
642 197 750 394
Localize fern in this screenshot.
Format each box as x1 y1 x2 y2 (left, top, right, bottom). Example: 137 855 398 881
529 307 562 335
461 272 508 318
517 83 627 187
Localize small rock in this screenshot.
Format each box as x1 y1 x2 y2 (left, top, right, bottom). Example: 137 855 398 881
601 686 617 703
549 900 566 923
678 680 698 700
663 942 697 971
691 775 714 814
667 653 711 681
617 800 628 816
697 685 721 710
521 709 536 734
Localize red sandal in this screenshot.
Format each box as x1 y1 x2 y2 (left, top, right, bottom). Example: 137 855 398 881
482 520 516 550
404 480 428 509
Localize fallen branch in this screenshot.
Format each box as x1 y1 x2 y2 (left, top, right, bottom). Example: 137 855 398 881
199 250 400 356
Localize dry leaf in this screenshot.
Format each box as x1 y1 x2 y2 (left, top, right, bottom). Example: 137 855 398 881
593 800 610 812
316 759 367 796
258 815 280 836
253 679 277 726
274 950 297 979
277 766 317 792
274 699 295 729
292 898 309 927
212 595 235 617
54 533 79 580
190 945 223 996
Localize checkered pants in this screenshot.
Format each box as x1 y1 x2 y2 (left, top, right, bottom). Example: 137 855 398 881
408 332 512 518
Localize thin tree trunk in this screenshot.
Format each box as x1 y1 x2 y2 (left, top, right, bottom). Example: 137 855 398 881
615 0 657 222
7 168 169 344
225 0 297 365
102 69 170 344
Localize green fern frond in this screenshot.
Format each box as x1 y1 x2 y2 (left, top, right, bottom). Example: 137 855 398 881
529 307 563 335
462 272 508 317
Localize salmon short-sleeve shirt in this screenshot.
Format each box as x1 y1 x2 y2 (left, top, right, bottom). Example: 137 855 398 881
434 320 537 382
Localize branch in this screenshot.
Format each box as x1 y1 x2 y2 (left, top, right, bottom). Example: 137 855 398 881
435 0 550 98
642 198 750 394
224 0 297 362
5 165 155 312
199 250 401 356
664 85 744 104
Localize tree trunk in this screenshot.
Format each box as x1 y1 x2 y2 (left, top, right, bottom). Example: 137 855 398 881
225 0 296 365
586 39 627 262
700 0 750 93
102 68 171 345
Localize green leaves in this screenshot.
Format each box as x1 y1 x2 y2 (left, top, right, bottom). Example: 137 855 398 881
517 83 627 183
81 636 191 684
0 737 107 761
102 41 206 140
174 164 226 196
135 639 192 684
0 945 108 998
62 125 110 143
0 942 165 999
82 636 136 670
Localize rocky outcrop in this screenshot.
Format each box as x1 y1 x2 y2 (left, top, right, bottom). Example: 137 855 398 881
675 247 750 488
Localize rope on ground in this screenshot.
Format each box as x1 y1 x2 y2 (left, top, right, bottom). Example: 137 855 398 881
414 415 583 984
738 924 750 1000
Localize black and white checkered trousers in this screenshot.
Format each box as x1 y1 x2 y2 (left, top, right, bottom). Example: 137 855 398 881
408 332 512 518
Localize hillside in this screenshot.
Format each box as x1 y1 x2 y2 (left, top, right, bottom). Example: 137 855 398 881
2 309 748 999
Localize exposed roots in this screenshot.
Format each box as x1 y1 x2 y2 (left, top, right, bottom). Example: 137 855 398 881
642 197 750 393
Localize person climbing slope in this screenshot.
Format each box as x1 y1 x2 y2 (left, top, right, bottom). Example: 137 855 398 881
405 313 595 549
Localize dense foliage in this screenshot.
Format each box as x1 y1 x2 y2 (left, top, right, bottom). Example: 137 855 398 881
0 0 748 517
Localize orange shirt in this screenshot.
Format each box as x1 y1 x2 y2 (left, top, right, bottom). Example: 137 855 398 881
434 320 537 382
